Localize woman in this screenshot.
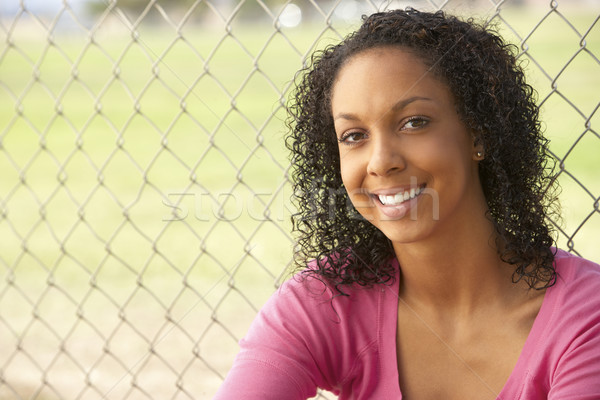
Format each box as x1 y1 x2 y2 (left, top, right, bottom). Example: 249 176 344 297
215 9 600 399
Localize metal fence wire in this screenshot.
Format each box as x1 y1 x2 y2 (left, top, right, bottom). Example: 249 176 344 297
0 0 599 399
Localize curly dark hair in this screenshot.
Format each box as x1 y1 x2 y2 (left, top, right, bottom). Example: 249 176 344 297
286 8 559 293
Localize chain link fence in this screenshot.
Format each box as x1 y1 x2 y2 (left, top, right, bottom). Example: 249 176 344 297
0 0 598 399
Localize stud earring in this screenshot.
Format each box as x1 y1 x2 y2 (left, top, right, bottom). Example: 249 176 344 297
476 151 484 160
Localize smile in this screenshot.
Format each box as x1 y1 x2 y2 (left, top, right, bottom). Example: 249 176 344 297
376 185 425 206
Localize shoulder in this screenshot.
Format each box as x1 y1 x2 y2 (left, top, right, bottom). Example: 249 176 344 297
553 247 600 273
538 248 600 351
255 256 399 337
552 248 600 300
235 261 397 394
258 255 399 331
529 249 600 397
272 264 389 326
547 248 600 325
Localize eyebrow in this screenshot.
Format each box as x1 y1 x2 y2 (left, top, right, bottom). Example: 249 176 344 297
333 96 433 121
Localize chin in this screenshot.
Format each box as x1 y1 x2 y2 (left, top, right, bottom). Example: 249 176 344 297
375 222 429 246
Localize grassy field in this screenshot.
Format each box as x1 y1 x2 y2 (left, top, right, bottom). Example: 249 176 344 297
0 2 599 399
496 6 600 260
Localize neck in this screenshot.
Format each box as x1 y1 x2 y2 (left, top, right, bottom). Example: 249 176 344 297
393 211 519 319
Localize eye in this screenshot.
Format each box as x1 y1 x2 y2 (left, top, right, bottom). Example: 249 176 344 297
338 130 367 145
401 116 430 130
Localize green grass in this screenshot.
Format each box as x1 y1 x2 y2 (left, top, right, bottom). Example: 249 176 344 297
0 4 599 399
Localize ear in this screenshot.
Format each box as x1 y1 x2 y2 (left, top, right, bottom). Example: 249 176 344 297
471 134 484 161
473 144 484 161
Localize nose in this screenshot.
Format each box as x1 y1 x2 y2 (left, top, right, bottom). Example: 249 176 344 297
366 132 406 177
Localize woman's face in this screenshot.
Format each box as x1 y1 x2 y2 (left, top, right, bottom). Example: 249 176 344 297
331 46 487 245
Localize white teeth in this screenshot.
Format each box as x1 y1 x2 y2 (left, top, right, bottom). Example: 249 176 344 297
378 186 423 206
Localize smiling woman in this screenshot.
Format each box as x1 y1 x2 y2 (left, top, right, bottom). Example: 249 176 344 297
332 47 483 243
214 8 600 399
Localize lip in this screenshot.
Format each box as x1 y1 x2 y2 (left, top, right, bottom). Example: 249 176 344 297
370 183 427 196
371 183 426 220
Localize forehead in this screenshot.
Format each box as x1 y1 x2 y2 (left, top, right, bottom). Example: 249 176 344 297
331 46 453 114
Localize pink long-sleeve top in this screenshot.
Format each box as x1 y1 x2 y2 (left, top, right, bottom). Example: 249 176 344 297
214 249 600 399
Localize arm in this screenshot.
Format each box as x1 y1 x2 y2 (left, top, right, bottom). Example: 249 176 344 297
547 254 600 399
213 278 338 399
548 319 600 399
213 352 319 399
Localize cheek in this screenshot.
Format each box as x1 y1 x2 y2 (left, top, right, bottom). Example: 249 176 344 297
339 153 362 188
340 171 357 203
420 132 472 171
340 159 370 203
416 136 476 210
338 151 351 184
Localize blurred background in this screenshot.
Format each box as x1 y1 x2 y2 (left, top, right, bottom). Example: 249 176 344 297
0 0 599 399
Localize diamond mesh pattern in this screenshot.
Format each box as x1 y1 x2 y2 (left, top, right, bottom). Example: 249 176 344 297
1 0 599 399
